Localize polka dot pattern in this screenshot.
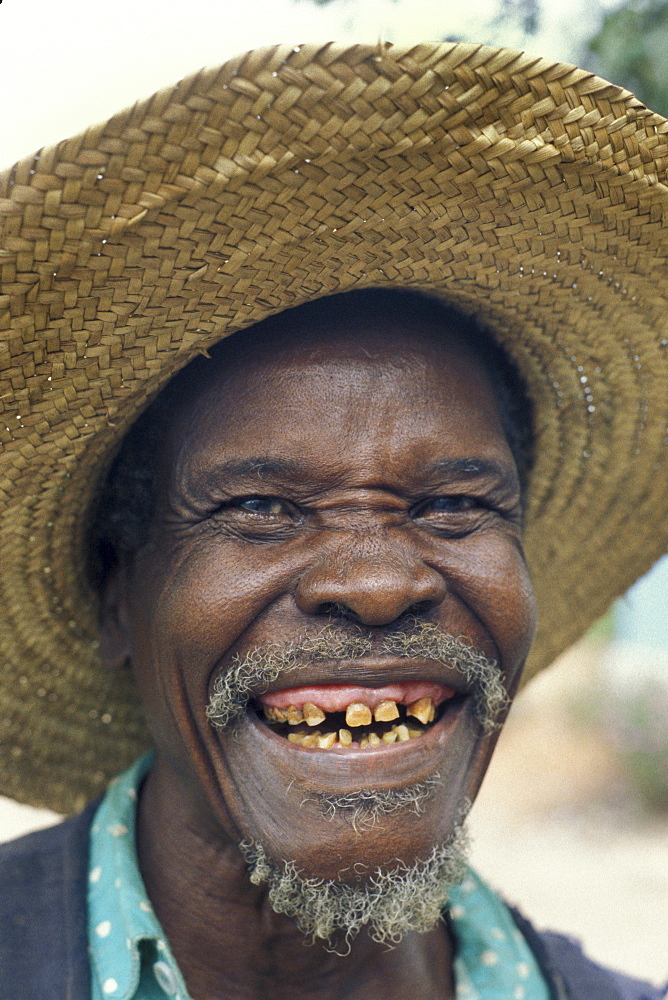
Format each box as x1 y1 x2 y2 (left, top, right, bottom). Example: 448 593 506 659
448 867 551 1000
88 754 191 1000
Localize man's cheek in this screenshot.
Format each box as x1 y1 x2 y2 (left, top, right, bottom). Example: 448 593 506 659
443 539 536 671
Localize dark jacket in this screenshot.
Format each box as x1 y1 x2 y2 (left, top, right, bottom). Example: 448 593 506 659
1 809 665 1000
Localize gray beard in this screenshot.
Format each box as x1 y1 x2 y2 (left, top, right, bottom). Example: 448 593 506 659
206 619 507 734
239 821 470 949
207 622 491 945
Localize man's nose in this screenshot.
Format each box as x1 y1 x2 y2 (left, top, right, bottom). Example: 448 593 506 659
295 542 448 626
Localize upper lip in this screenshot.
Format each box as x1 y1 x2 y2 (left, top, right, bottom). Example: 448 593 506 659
249 657 474 700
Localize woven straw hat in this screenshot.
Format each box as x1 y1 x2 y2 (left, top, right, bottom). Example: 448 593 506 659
1 41 667 813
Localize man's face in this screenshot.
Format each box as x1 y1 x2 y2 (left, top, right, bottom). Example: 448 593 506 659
109 308 536 887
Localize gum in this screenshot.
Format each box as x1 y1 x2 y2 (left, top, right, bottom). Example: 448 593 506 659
260 681 453 712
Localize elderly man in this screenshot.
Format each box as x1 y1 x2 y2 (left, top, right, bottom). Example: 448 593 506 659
0 41 666 1000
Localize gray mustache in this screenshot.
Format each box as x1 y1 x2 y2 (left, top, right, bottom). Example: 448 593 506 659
206 620 508 734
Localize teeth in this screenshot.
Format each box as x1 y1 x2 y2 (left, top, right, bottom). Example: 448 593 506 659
264 706 289 723
270 695 434 747
345 702 372 727
303 702 326 727
287 730 339 749
286 722 424 748
286 705 304 725
373 699 399 722
406 696 435 725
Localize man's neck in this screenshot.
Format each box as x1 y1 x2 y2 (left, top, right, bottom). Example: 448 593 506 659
136 760 455 1000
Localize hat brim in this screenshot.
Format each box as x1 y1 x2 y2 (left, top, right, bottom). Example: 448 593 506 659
1 41 667 812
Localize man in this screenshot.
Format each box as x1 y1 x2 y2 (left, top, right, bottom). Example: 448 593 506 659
0 41 666 1000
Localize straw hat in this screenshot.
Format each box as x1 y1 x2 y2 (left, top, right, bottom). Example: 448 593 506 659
1 41 667 813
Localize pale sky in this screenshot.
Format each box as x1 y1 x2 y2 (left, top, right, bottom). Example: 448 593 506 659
0 0 608 166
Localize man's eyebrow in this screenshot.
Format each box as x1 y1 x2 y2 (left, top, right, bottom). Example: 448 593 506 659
423 457 518 485
192 456 519 492
208 457 310 482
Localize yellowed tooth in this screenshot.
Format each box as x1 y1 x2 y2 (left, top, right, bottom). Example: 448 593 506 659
407 725 423 739
382 731 398 744
394 724 410 742
303 702 326 727
374 699 399 722
359 736 369 748
368 732 381 746
287 732 305 744
338 728 353 746
317 732 337 749
345 702 372 727
301 732 319 748
264 706 285 723
406 697 435 725
286 705 304 725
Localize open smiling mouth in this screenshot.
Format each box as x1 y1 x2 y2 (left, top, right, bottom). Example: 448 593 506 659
254 682 462 750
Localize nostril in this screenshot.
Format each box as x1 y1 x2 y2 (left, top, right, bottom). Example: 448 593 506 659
318 602 364 624
315 599 433 625
406 600 433 617
296 556 448 626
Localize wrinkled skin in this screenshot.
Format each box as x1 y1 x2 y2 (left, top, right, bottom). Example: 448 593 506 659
100 308 537 1000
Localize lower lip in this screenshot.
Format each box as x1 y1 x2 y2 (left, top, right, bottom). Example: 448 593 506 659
212 696 474 799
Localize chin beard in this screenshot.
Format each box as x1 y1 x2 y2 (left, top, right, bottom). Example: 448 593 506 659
239 820 470 951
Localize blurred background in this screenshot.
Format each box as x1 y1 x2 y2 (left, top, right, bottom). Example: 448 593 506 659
1 0 667 987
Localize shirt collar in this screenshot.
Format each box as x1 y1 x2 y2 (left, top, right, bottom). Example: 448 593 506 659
447 868 549 1000
88 753 190 1000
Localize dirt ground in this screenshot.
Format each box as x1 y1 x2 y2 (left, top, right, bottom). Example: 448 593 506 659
2 641 666 986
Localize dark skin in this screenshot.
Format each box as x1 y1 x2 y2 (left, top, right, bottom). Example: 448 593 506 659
100 311 537 1000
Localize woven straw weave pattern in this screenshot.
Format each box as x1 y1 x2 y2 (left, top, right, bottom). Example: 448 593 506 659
0 42 667 811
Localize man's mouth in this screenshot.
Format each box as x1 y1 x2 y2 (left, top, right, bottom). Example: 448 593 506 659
255 682 459 749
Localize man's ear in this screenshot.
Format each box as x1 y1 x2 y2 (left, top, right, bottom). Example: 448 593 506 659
98 563 132 670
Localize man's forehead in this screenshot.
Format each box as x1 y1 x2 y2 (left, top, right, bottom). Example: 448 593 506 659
171 296 493 420
171 324 501 444
163 335 517 504
153 290 527 494
214 292 476 368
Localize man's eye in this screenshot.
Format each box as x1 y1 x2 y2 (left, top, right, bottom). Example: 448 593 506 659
417 495 478 514
211 495 299 539
236 496 288 516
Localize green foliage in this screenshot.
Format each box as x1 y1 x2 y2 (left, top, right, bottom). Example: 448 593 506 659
588 0 668 115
